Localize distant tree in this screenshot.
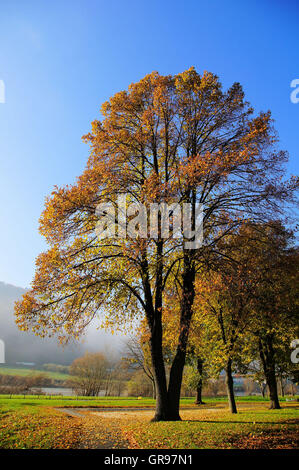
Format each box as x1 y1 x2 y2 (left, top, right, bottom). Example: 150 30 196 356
244 224 299 409
69 352 109 396
124 333 156 398
240 362 268 397
42 363 70 374
194 222 299 412
181 360 208 401
127 369 153 397
109 360 131 397
203 378 226 398
24 373 49 389
194 269 252 413
193 358 206 404
243 377 259 396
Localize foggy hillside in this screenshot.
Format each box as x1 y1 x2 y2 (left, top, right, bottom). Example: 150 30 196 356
0 281 123 365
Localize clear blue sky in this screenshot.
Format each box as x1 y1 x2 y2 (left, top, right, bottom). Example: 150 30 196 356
0 0 298 288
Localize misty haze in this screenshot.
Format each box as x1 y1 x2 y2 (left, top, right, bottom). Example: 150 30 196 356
0 281 122 365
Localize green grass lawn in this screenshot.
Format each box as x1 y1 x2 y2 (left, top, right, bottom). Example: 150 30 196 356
0 395 176 409
0 395 295 408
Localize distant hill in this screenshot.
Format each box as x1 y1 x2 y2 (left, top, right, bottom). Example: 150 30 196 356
0 281 121 365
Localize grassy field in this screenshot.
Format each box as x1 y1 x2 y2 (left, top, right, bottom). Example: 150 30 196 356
0 395 298 449
0 396 190 408
0 394 296 404
0 365 69 381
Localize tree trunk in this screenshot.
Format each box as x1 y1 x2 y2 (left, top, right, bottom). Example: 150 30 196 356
149 313 169 421
195 358 205 404
258 336 280 409
167 254 195 420
145 218 196 420
166 350 185 420
267 371 281 409
141 240 170 420
225 358 237 413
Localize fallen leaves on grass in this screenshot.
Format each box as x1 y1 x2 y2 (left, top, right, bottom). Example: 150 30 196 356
0 407 82 449
227 427 299 449
119 406 299 450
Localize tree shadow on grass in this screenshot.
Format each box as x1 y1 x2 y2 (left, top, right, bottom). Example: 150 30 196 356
184 419 299 425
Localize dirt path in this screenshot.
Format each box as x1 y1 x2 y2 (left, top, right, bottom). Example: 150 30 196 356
58 408 130 449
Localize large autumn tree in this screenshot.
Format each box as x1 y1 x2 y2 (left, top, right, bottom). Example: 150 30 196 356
15 68 297 420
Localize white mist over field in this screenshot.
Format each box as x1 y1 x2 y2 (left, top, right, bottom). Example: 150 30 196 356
0 281 125 365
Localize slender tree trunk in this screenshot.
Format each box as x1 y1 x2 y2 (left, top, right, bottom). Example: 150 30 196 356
259 337 280 409
167 253 195 420
225 358 237 413
260 382 266 398
279 374 285 397
151 377 156 399
195 358 205 404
